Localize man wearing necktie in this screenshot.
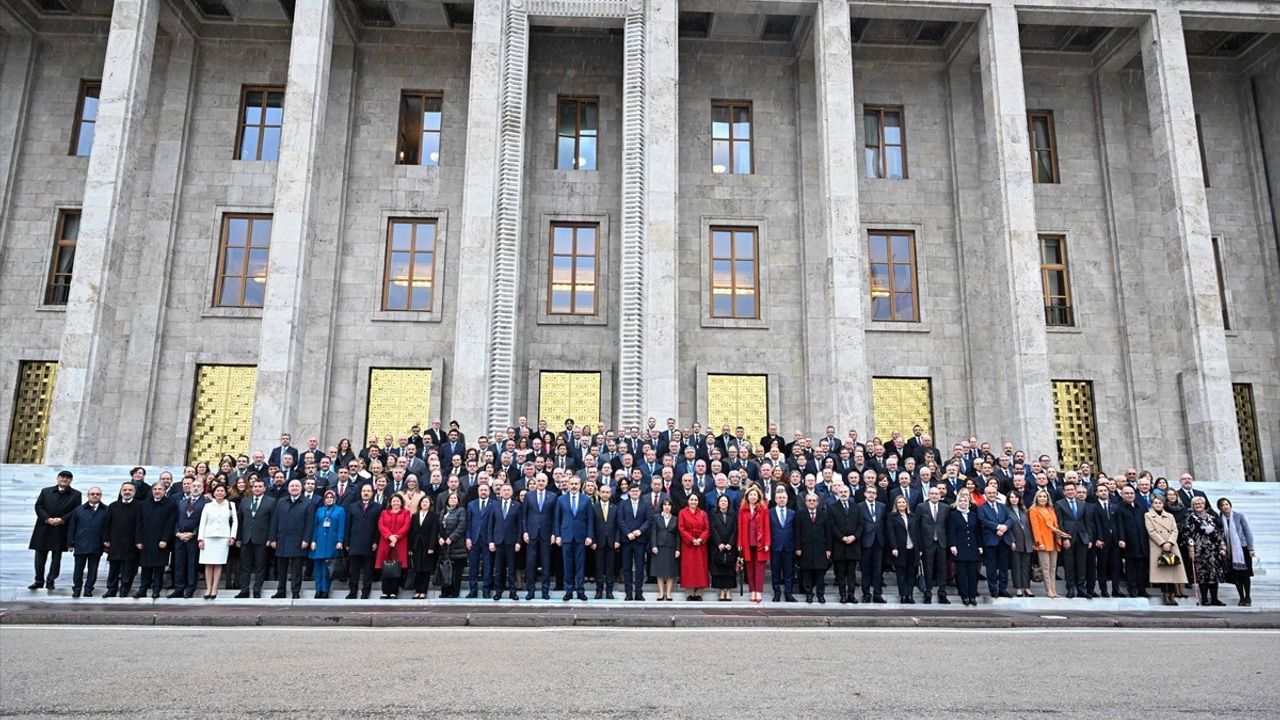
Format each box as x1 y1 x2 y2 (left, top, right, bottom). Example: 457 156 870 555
487 484 522 601
1087 484 1121 598
465 484 495 598
553 477 595 601
617 484 652 600
234 479 276 598
170 478 207 599
977 486 1013 599
1054 483 1091 599
521 475 556 599
827 485 863 604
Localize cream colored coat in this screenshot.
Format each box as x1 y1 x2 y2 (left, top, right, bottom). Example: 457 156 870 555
1145 510 1188 584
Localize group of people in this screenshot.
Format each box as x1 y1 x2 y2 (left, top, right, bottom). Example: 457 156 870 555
26 418 1259 608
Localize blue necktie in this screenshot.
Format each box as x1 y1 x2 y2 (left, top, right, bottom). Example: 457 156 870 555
1070 500 1077 518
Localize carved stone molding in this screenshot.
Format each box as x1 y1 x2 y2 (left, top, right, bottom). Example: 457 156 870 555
617 1 647 428
527 0 629 18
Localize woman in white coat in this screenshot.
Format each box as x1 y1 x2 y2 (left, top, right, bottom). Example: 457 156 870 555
198 484 239 600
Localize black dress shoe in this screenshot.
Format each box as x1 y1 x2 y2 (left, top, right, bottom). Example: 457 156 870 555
773 592 782 602
625 593 634 601
635 593 646 601
577 591 589 601
817 595 826 604
253 591 262 598
848 594 858 604
938 594 950 604
526 591 535 600
862 594 872 603
493 593 501 601
923 594 932 604
46 581 56 591
151 591 160 599
292 592 301 599
606 591 615 600
563 592 574 601
271 590 287 599
594 589 603 599
103 590 118 598
905 596 915 604
510 591 519 600
785 594 797 602
1100 591 1111 598
167 591 183 599
805 595 814 603
84 590 94 598
184 590 195 599
345 592 357 599
72 589 81 598
28 581 43 590
873 596 886 604
235 590 250 598
466 591 478 599
132 590 147 599
542 591 550 600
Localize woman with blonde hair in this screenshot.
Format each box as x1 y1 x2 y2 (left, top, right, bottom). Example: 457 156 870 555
1146 495 1187 605
736 483 771 603
1029 489 1068 598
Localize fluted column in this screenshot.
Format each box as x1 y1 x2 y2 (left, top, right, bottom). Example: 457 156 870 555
1140 6 1244 481
45 0 159 463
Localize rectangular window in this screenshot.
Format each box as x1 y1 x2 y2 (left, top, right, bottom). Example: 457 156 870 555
214 214 272 307
871 377 933 443
44 210 80 305
1232 383 1263 482
709 226 759 319
5 361 58 464
235 86 285 161
556 96 598 171
396 91 442 166
366 368 433 443
383 219 437 311
1028 110 1059 184
187 364 257 465
863 105 906 179
1196 114 1210 187
548 222 598 315
868 230 919 322
1211 236 1230 330
1051 380 1100 470
711 100 752 175
1040 234 1074 327
69 80 100 157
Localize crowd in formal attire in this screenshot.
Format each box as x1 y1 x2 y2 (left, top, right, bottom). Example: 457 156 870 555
28 419 1259 608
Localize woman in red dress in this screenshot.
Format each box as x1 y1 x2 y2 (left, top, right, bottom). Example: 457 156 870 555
375 493 410 599
678 494 711 600
737 484 772 603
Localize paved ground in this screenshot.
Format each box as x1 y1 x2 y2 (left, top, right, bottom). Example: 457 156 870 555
1 626 1276 718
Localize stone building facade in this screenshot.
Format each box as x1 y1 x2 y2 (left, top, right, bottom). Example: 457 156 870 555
0 0 1277 482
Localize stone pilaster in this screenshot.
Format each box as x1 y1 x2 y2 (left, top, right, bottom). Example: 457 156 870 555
617 1 647 429
113 31 197 461
1139 6 1244 481
249 0 335 452
45 0 159 463
450 0 529 437
641 0 679 424
975 3 1055 456
0 24 34 248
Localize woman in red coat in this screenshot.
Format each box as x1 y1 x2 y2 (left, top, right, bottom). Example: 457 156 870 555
737 484 772 603
678 494 711 600
375 493 410 599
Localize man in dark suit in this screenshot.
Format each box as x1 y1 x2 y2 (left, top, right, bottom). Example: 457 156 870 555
343 484 381 599
977 486 1013 598
28 470 82 592
642 477 669 517
439 430 465 469
66 486 107 598
827 484 862 604
554 477 595 601
487 484 522 601
617 484 652 601
268 433 300 469
234 478 277 598
170 477 207 598
521 474 556 600
102 483 142 597
466 483 495 598
769 488 796 602
913 485 950 604
795 493 831 603
888 472 922 510
1176 473 1210 513
592 485 620 599
1054 483 1092 599
857 485 887 603
134 484 177 599
269 479 314 599
1087 483 1122 597
1117 486 1150 598
426 420 447 448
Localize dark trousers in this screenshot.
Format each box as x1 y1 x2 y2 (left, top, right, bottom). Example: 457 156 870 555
173 539 200 592
595 545 616 592
413 554 438 594
492 543 516 594
562 541 586 593
984 543 1010 595
1011 551 1033 590
801 567 826 597
525 536 552 592
140 565 165 594
275 556 305 595
442 558 465 596
1125 554 1149 596
955 560 979 600
348 554 374 595
769 550 794 594
895 552 918 599
860 546 884 597
33 549 64 583
239 542 268 592
550 546 565 589
1061 541 1088 594
831 558 857 598
468 545 492 593
1090 543 1120 593
72 553 102 593
106 558 138 594
920 544 947 596
621 541 647 594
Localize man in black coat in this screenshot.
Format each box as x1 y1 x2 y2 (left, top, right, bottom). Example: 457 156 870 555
170 477 207 598
344 484 382 599
591 485 620 599
66 487 107 598
1116 486 1150 598
827 484 863 604
795 493 831 603
28 470 82 592
1086 484 1122 598
269 479 315 599
234 478 277 598
134 483 177 599
102 483 143 597
913 485 951 604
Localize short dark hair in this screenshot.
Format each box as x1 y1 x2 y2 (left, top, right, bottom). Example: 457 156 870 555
130 466 145 476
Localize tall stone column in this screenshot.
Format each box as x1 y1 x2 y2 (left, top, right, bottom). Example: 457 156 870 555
450 0 529 437
249 0 334 451
811 0 869 436
1139 7 1245 482
976 2 1055 456
45 0 159 463
0 22 34 244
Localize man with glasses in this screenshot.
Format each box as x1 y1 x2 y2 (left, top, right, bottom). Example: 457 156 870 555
67 486 107 598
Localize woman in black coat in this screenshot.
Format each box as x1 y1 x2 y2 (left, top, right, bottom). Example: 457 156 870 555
438 493 468 597
650 499 680 601
886 495 918 604
709 493 739 600
408 495 442 599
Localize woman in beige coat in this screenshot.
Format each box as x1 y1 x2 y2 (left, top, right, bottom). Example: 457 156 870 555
1145 495 1188 605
